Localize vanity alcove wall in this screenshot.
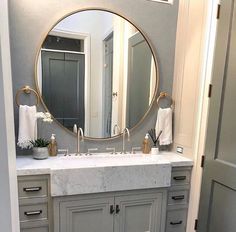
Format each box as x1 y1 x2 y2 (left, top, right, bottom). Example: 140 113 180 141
9 0 179 154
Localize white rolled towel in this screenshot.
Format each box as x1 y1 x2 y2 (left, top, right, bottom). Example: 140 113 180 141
17 105 37 149
155 107 172 146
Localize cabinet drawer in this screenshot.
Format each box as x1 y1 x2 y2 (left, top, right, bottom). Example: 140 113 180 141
166 209 187 232
168 190 189 205
171 170 190 186
21 226 49 232
18 178 48 199
19 203 48 222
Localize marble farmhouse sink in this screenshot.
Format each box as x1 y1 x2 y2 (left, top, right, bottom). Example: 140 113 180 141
51 154 171 196
16 153 193 197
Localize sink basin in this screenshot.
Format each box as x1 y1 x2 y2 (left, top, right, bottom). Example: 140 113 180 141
17 152 193 196
50 153 172 196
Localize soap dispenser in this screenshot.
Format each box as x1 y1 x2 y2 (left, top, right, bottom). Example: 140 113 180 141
142 134 151 154
48 134 58 156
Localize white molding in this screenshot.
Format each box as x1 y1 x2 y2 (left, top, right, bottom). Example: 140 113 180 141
186 1 219 231
173 0 218 231
0 0 19 231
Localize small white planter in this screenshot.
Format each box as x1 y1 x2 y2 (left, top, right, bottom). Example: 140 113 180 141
33 147 49 160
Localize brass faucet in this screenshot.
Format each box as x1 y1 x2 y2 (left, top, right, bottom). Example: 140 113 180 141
76 127 84 155
121 128 130 154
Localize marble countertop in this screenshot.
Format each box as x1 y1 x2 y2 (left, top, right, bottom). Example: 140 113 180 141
16 152 193 196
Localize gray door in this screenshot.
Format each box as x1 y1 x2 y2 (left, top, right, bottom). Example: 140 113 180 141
59 197 114 232
198 1 236 231
114 193 165 232
126 32 152 128
103 33 113 137
41 51 85 131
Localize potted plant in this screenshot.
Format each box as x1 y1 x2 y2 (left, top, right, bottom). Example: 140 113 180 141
30 138 50 160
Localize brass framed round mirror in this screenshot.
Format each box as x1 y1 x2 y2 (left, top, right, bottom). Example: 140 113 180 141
35 8 159 140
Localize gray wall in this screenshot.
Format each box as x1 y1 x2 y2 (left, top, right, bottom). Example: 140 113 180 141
9 0 179 155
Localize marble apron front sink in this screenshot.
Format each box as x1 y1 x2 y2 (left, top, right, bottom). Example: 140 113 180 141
50 154 171 196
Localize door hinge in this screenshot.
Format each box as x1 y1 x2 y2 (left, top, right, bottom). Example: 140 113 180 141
201 155 205 168
217 4 221 19
208 84 213 98
194 219 198 230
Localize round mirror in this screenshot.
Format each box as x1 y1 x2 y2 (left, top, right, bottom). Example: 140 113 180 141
36 9 158 139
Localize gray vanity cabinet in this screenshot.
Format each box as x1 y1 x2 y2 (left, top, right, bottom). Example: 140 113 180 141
54 189 167 232
165 167 192 232
115 193 165 232
17 175 52 232
58 196 114 232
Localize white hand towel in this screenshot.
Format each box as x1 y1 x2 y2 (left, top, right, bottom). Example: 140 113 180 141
17 105 37 149
155 107 172 146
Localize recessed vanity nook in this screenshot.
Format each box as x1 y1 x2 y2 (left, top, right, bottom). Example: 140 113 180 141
14 2 194 232
17 153 193 232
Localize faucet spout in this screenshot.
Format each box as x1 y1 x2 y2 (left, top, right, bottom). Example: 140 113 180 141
76 127 84 155
122 128 130 154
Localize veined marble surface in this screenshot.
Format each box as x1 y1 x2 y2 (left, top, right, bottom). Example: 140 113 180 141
16 152 193 196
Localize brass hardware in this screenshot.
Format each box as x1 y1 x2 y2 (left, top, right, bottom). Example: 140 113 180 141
16 85 40 107
156 91 174 108
34 8 160 141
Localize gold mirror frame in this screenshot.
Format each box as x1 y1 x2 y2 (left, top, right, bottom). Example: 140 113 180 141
34 7 159 141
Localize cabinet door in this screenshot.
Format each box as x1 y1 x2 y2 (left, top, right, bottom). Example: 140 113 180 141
115 192 166 232
59 197 114 232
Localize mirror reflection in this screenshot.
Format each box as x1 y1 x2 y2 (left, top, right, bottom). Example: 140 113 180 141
36 10 158 138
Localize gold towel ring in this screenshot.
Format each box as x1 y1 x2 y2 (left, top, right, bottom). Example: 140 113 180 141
157 91 174 108
15 85 40 107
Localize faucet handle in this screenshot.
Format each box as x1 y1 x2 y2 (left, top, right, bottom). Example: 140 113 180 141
106 147 116 154
58 149 69 156
87 148 98 156
131 147 141 154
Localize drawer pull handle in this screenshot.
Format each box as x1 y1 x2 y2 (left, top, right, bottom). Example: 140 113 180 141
116 205 120 214
173 176 186 181
172 195 185 200
23 187 42 192
24 210 42 216
170 220 183 225
110 205 115 214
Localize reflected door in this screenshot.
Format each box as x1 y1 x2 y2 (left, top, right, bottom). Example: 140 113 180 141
198 1 236 231
126 32 152 128
103 33 113 137
41 51 85 130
